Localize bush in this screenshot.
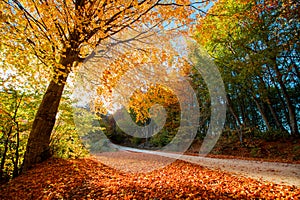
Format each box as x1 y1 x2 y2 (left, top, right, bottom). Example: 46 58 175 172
50 130 89 159
150 130 171 147
255 129 290 142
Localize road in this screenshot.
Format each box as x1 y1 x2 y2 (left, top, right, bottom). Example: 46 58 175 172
95 144 300 187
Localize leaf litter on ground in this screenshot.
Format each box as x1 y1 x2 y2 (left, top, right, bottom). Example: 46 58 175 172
0 152 299 199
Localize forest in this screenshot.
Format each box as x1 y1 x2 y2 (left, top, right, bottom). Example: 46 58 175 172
0 0 299 199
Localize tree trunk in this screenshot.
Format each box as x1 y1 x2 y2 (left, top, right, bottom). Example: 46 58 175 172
266 99 287 132
226 94 244 145
22 77 68 172
252 94 271 131
273 65 299 136
21 45 78 171
0 134 10 179
12 124 20 178
258 76 287 132
266 65 290 124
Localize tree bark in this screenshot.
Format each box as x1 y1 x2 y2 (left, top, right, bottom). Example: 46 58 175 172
21 42 79 171
22 77 68 172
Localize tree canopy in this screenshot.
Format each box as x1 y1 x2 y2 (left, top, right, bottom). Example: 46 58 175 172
0 0 212 171
195 0 299 138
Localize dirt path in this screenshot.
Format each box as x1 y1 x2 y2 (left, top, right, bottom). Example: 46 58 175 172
97 145 300 187
178 154 300 187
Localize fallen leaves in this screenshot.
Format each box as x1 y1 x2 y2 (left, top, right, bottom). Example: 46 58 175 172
0 155 299 199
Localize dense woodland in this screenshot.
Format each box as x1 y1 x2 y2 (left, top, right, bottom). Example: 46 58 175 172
0 0 299 185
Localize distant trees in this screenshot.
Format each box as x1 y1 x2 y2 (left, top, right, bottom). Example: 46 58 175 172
195 0 299 138
97 84 181 148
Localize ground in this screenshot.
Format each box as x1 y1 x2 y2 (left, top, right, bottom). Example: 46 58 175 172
100 147 300 186
1 154 299 199
1 136 300 199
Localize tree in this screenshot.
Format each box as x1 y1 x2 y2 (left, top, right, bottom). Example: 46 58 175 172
0 71 45 181
50 90 89 159
0 39 49 180
0 0 210 171
195 0 299 138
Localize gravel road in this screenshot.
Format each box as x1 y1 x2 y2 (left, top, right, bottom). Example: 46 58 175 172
96 145 300 187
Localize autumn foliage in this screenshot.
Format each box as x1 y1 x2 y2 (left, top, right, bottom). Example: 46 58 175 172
1 154 299 199
1 0 299 196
